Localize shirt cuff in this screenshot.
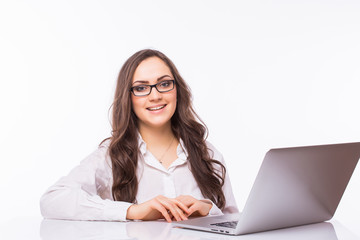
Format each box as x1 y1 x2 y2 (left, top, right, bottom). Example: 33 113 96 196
102 200 133 221
201 199 223 216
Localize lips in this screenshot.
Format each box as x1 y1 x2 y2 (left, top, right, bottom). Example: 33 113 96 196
147 104 167 111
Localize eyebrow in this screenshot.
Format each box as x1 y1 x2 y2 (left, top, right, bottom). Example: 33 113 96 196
133 75 172 84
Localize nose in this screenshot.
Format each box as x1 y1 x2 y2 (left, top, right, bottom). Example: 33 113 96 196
148 86 162 101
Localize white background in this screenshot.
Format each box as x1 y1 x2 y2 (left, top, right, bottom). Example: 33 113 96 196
1 0 360 238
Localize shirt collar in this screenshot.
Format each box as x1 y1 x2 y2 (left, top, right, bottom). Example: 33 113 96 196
137 132 147 155
176 139 188 162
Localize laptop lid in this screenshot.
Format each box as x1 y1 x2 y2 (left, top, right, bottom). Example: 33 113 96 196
235 142 360 234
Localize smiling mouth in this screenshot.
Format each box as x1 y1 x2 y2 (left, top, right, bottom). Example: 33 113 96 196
147 105 166 111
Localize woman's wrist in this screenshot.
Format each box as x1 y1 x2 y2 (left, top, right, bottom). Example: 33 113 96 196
126 204 138 220
200 200 212 215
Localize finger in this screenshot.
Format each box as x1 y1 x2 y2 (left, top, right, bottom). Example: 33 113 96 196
170 199 191 215
187 205 198 216
172 200 191 220
162 201 183 221
188 201 206 216
176 195 194 206
168 211 174 220
188 201 210 216
158 198 185 222
153 201 173 222
176 207 188 221
170 203 188 221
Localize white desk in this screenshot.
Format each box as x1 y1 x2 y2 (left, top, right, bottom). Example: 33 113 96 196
1 217 359 240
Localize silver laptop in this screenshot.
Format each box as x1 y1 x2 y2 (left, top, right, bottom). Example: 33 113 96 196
173 142 360 235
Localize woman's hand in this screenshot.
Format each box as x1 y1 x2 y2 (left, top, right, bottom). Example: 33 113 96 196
126 195 190 222
176 195 212 217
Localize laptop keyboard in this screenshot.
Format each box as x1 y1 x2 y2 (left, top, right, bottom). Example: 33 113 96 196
210 221 238 229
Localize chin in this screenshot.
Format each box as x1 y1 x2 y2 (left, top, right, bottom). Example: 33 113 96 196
141 118 172 129
149 122 171 129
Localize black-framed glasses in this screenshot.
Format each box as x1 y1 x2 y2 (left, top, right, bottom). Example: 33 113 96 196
130 80 175 96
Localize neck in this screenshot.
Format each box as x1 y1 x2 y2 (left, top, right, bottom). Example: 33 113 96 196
138 122 175 145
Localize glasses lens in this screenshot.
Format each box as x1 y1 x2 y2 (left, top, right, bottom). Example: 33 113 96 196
157 80 174 92
132 85 150 96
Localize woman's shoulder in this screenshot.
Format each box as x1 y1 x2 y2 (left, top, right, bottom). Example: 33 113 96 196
205 140 225 163
78 140 111 169
99 138 111 148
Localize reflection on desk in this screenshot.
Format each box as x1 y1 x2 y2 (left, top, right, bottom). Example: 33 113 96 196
40 219 343 240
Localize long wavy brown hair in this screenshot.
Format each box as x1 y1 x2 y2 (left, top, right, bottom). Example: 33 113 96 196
103 49 226 209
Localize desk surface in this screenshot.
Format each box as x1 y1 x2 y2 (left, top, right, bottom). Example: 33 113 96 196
0 217 359 240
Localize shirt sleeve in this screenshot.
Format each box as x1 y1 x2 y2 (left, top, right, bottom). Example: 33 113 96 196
205 142 239 216
40 145 133 221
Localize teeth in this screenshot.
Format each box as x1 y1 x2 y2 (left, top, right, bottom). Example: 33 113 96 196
148 105 165 111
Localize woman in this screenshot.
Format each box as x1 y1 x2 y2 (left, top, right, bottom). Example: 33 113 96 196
40 49 238 222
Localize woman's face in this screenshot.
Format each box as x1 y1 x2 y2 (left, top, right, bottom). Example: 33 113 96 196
131 57 177 130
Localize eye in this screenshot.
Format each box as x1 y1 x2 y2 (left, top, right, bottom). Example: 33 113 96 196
158 80 171 88
133 85 148 92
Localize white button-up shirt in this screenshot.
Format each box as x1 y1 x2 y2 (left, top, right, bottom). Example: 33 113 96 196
40 136 239 221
